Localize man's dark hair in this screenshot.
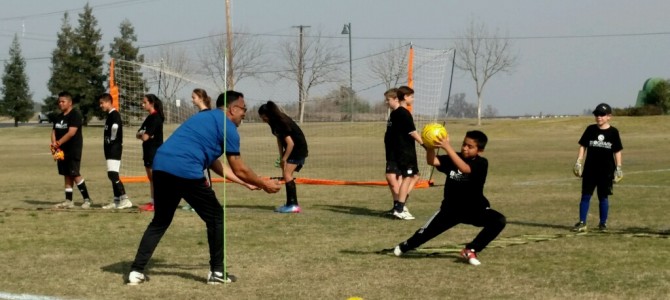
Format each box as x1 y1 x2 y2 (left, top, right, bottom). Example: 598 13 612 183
466 130 488 150
58 91 73 100
99 93 112 102
216 90 244 108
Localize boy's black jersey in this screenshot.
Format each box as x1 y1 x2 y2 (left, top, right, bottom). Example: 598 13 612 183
53 109 83 160
139 112 164 155
104 109 123 160
436 153 489 211
578 124 623 179
387 106 417 166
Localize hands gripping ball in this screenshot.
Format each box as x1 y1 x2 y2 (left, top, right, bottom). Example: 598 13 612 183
50 145 64 161
421 123 448 149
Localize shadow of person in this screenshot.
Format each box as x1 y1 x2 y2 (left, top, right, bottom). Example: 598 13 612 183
313 204 387 217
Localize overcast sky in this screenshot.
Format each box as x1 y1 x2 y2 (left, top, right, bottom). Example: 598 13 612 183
1 0 669 116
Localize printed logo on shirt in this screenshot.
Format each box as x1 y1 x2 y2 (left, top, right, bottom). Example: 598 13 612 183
589 134 612 149
54 120 68 129
449 170 468 182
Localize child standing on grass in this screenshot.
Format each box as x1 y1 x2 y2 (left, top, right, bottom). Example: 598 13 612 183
384 87 424 220
393 130 506 266
258 101 308 213
137 94 164 212
572 103 623 233
99 93 132 209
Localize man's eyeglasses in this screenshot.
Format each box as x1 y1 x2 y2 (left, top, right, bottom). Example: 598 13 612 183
233 105 247 112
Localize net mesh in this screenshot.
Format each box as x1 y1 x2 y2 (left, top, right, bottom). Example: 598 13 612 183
114 46 454 185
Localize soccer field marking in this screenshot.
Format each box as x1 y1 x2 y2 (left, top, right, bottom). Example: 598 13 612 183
514 168 670 188
0 291 68 300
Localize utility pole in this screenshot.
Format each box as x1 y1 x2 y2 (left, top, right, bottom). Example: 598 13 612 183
225 0 234 90
292 25 310 123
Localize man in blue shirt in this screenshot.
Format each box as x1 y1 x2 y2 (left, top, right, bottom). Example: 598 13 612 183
128 90 281 285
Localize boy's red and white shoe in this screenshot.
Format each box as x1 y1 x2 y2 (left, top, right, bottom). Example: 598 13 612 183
460 248 481 266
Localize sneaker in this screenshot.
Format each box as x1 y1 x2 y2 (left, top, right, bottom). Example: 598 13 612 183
54 200 74 209
572 221 587 232
127 271 148 285
207 271 236 284
81 200 92 209
117 199 133 209
392 210 415 220
182 204 195 212
393 245 403 257
598 223 608 232
275 204 301 213
102 202 118 209
460 248 481 266
139 203 154 212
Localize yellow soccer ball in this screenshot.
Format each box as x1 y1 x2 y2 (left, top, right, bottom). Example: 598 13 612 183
421 123 448 149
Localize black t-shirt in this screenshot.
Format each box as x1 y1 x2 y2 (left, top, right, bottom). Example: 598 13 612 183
103 109 123 160
388 106 417 166
272 119 308 159
139 112 164 155
436 153 490 211
578 124 623 179
53 109 83 160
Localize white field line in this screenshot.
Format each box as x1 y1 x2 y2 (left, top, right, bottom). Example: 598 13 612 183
514 168 670 188
0 292 68 300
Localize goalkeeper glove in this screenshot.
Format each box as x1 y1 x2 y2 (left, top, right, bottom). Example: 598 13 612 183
274 157 281 168
613 166 623 183
50 145 64 161
573 159 583 177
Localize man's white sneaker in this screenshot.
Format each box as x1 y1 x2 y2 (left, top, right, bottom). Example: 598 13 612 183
207 271 236 284
127 271 147 285
393 245 403 257
392 210 415 220
117 199 133 209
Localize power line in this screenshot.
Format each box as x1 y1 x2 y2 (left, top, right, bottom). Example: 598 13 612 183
0 0 161 22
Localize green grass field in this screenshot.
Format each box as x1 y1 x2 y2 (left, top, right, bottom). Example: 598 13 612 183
1 116 669 300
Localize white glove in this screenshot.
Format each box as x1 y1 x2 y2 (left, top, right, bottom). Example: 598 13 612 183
613 166 623 183
573 159 583 177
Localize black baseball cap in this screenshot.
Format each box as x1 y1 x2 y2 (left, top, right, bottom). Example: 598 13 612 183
593 103 612 115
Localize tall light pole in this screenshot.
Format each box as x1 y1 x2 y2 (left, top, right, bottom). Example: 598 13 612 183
341 23 353 122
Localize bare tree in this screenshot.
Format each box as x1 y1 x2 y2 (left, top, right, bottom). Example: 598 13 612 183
368 42 409 90
199 29 266 92
279 27 342 123
151 46 195 102
454 19 516 125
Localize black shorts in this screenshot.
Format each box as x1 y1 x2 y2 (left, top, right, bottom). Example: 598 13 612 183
57 158 81 177
581 176 613 198
385 161 401 175
397 163 419 178
143 148 157 167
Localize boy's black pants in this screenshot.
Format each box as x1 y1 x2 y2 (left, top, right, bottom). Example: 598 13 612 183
399 207 506 253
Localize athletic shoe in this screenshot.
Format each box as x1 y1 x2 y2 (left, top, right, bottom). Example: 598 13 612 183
392 210 415 220
275 204 301 213
572 221 587 232
127 271 148 285
102 202 118 209
139 203 154 212
207 271 236 284
81 200 92 209
460 248 481 266
598 223 608 232
393 245 403 257
117 199 133 209
54 200 74 209
182 204 195 212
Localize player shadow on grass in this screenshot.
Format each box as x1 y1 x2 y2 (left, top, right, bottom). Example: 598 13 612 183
313 204 388 217
225 204 276 211
508 220 669 236
341 248 464 262
24 199 59 206
101 259 209 282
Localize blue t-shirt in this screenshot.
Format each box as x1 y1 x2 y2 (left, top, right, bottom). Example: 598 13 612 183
153 109 240 179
